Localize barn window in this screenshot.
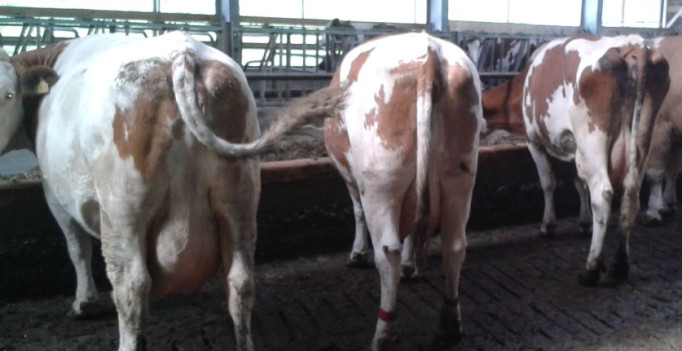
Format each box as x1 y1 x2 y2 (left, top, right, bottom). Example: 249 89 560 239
602 0 665 28
449 0 582 26
0 0 152 11
241 0 427 24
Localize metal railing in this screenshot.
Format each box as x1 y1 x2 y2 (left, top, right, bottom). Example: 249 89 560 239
0 7 557 104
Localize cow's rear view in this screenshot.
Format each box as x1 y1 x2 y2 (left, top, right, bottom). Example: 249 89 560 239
522 34 669 286
4 32 262 351
324 32 484 349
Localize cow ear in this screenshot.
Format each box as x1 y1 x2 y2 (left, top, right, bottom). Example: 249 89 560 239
20 66 59 96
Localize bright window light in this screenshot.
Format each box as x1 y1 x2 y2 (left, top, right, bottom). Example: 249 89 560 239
0 0 152 11
602 0 662 28
450 0 582 26
241 0 426 24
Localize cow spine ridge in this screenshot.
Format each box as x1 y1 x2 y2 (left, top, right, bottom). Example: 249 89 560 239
171 46 345 158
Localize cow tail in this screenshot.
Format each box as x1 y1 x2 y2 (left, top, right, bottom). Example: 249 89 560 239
620 46 648 232
171 46 346 158
413 53 437 261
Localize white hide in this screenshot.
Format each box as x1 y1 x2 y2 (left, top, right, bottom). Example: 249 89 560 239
330 32 482 349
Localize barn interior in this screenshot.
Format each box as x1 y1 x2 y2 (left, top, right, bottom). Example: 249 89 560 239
2 1 682 350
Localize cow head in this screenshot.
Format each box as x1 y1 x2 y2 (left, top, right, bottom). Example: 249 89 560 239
0 51 58 155
481 67 528 137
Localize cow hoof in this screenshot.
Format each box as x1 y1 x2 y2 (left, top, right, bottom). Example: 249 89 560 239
661 207 675 216
373 334 397 351
348 251 373 269
578 269 601 287
439 308 463 344
608 260 629 283
400 264 419 281
67 298 113 320
642 213 663 227
539 222 556 237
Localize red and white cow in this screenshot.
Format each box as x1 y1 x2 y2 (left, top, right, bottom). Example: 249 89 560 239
0 32 342 351
641 36 682 224
483 34 669 286
324 32 484 349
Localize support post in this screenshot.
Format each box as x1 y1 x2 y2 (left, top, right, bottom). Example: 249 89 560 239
427 0 449 32
581 0 602 35
661 0 668 28
217 0 240 61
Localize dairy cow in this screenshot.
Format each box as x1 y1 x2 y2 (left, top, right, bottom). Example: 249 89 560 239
482 34 669 286
0 32 342 351
324 32 484 349
642 36 682 224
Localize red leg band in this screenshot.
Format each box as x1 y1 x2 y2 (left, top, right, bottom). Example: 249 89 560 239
378 308 396 322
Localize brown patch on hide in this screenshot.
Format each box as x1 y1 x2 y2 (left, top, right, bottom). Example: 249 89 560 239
525 44 568 141
195 60 251 142
441 63 481 169
112 59 177 182
346 48 374 84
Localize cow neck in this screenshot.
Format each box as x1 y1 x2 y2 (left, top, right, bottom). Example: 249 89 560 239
481 66 528 136
10 42 68 150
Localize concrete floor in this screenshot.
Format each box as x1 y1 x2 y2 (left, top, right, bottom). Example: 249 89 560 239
2 213 682 350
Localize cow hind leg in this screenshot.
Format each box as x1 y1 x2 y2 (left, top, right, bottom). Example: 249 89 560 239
644 169 665 225
99 212 151 351
608 180 639 283
371 246 401 351
436 172 475 344
574 177 592 234
577 177 612 287
347 186 373 268
219 218 256 351
44 187 106 318
400 234 418 280
528 142 557 236
363 199 402 351
662 148 682 214
63 224 111 318
438 221 466 344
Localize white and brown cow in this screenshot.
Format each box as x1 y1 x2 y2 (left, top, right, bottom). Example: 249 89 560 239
641 35 682 224
324 32 483 349
0 32 342 351
483 34 669 286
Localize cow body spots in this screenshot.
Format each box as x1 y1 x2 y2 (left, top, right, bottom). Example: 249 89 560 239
18 32 261 350
112 94 177 183
346 49 374 84
525 44 566 126
521 33 669 286
363 78 417 151
324 32 483 349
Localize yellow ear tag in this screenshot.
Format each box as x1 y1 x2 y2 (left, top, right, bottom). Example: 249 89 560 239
36 80 49 94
